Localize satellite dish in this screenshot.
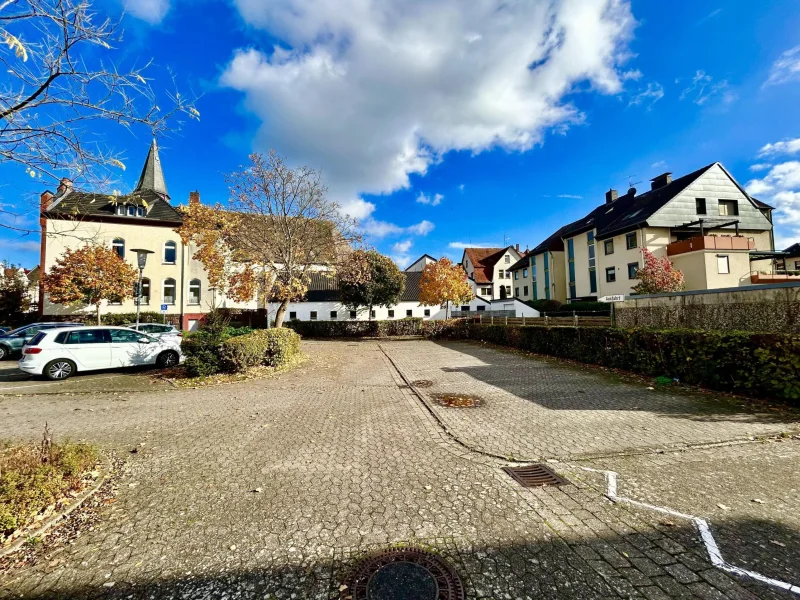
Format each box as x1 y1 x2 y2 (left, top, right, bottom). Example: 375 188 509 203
627 187 637 196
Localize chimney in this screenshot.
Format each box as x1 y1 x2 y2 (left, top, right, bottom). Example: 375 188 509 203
605 189 618 204
40 190 54 212
56 178 72 195
650 172 672 190
515 243 520 252
189 190 200 205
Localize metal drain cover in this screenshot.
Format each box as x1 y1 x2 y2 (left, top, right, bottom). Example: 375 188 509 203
412 380 434 388
345 548 465 600
431 393 484 408
503 464 567 487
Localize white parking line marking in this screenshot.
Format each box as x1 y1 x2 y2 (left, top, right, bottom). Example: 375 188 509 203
577 466 800 595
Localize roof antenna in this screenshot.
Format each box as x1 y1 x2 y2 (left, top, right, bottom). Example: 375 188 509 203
627 174 642 189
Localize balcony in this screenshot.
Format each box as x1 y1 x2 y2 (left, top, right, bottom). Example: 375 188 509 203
666 235 755 257
750 270 800 284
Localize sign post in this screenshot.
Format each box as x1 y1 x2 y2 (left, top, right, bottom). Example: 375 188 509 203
599 295 626 328
160 303 168 324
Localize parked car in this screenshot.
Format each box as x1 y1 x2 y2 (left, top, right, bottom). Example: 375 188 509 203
0 326 10 334
0 322 84 360
17 326 183 380
123 323 183 344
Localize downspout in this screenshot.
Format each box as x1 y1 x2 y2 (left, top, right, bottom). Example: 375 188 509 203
179 241 185 329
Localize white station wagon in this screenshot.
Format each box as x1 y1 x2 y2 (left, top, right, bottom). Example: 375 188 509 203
18 326 183 380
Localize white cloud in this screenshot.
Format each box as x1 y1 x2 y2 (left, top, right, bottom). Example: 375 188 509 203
448 241 493 249
362 218 434 239
458 184 465 192
679 70 734 106
557 193 583 199
628 82 664 109
764 45 800 87
651 160 667 169
392 239 413 254
406 220 435 236
757 138 800 158
339 198 376 220
748 163 772 172
746 160 800 248
416 192 444 206
222 0 636 205
124 0 169 23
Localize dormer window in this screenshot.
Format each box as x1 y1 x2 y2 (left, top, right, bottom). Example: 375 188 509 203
137 206 146 217
116 205 125 216
127 205 136 217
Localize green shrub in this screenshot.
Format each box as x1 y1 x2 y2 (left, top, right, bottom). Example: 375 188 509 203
427 323 800 402
219 328 301 373
100 312 166 326
287 318 426 338
527 299 563 313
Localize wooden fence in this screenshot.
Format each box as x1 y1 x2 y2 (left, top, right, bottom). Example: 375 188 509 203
473 314 612 328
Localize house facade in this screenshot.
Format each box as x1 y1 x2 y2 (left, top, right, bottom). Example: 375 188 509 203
461 246 523 300
508 227 568 304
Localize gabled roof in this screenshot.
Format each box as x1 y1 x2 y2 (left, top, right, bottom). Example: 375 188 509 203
134 139 169 199
508 251 531 271
303 271 424 303
752 197 774 210
529 224 569 255
784 243 800 256
44 189 183 224
462 247 510 284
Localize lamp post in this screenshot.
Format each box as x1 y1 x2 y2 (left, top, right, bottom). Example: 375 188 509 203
130 249 154 329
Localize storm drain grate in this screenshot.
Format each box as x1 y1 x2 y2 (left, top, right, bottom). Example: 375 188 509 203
344 547 465 600
502 464 567 487
412 380 434 388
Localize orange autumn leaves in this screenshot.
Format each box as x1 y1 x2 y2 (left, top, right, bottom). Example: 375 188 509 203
419 258 473 309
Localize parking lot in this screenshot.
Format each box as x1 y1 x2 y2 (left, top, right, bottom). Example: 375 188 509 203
0 358 174 395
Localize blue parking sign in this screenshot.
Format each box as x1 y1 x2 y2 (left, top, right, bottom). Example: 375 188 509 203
160 304 169 312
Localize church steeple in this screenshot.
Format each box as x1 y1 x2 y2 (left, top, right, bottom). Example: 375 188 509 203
134 138 169 200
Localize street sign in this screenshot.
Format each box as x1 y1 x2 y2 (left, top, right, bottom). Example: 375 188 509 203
160 304 169 313
599 295 625 303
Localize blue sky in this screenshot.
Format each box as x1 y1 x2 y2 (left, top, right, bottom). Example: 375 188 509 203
2 0 800 268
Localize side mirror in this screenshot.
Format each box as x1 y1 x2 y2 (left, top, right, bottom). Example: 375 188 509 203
138 337 150 344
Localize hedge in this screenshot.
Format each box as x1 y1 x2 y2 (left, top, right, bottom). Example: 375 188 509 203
429 323 800 402
287 318 426 338
219 328 301 373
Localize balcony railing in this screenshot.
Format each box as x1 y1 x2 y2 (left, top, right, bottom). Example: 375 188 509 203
666 235 755 257
749 270 800 284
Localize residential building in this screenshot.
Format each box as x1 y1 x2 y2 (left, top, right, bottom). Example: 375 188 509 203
404 254 437 272
508 227 569 303
460 246 523 300
530 163 775 300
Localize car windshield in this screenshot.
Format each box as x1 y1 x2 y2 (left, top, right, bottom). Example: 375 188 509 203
3 326 31 337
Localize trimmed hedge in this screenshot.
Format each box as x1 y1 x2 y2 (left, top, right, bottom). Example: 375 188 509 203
219 328 301 373
430 323 800 402
287 318 426 338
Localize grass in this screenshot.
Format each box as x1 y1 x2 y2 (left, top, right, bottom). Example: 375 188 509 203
1 441 99 539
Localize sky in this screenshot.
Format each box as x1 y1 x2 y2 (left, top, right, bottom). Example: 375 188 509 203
2 0 800 268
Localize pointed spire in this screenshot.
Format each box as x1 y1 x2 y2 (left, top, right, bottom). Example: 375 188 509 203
134 138 169 200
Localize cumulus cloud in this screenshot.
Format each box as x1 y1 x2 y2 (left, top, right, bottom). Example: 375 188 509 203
748 163 772 172
448 241 494 249
416 192 444 206
764 45 800 87
757 138 800 158
362 218 434 239
221 0 636 206
651 160 667 169
628 82 664 109
746 160 800 247
679 70 735 106
339 198 376 220
124 0 170 23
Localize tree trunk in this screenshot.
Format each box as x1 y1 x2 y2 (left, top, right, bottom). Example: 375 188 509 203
368 304 373 321
274 299 289 328
96 303 101 325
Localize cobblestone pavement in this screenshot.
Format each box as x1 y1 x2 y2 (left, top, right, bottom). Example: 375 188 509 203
381 340 800 460
1 340 798 599
0 361 173 395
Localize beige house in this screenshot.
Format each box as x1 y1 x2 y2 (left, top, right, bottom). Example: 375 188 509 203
39 140 256 330
461 246 523 300
508 227 568 303
530 162 776 301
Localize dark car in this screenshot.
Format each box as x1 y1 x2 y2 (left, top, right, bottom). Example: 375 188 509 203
0 322 84 360
0 326 10 334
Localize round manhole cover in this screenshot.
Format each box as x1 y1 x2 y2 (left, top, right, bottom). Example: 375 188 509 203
345 548 464 600
431 393 484 408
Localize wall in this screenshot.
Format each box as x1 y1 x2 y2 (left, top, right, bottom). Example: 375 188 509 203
563 231 593 299
596 227 670 297
492 248 521 299
614 283 800 333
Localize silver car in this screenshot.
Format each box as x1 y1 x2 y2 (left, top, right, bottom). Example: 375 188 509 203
123 323 183 344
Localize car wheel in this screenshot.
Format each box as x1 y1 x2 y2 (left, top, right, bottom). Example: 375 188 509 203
156 350 179 368
0 345 8 360
44 359 76 381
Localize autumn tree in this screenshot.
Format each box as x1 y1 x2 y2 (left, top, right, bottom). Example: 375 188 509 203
419 258 474 318
42 244 137 324
0 265 31 323
0 0 199 233
178 151 360 327
338 250 405 319
631 249 685 295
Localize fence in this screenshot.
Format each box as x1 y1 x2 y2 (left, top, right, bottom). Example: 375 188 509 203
472 313 612 328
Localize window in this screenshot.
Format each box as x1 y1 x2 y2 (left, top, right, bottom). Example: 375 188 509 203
505 285 511 296
515 287 520 297
27 332 46 346
476 305 486 312
795 260 800 271
588 231 597 294
310 311 318 320
112 238 125 259
481 287 491 295
604 239 614 255
424 309 430 317
505 255 510 263
289 311 297 320
140 278 150 305
66 330 110 344
567 238 576 299
163 278 176 304
188 279 201 304
127 205 136 217
628 262 639 280
163 241 177 264
717 255 730 274
115 204 125 216
606 267 616 282
514 271 519 280
523 285 528 296
626 232 638 250
718 200 738 216
406 309 413 317
461 305 470 311
137 206 146 217
54 331 68 344
350 310 357 319
506 271 511 279
388 309 395 318
543 254 550 300
696 198 707 215
330 310 337 319
523 268 528 278
498 270 504 279
110 329 143 343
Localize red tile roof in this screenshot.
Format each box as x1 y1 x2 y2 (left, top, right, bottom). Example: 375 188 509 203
463 247 507 284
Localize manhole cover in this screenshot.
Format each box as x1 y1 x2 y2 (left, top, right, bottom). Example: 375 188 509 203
431 393 484 408
345 548 465 600
503 464 567 487
412 380 434 388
